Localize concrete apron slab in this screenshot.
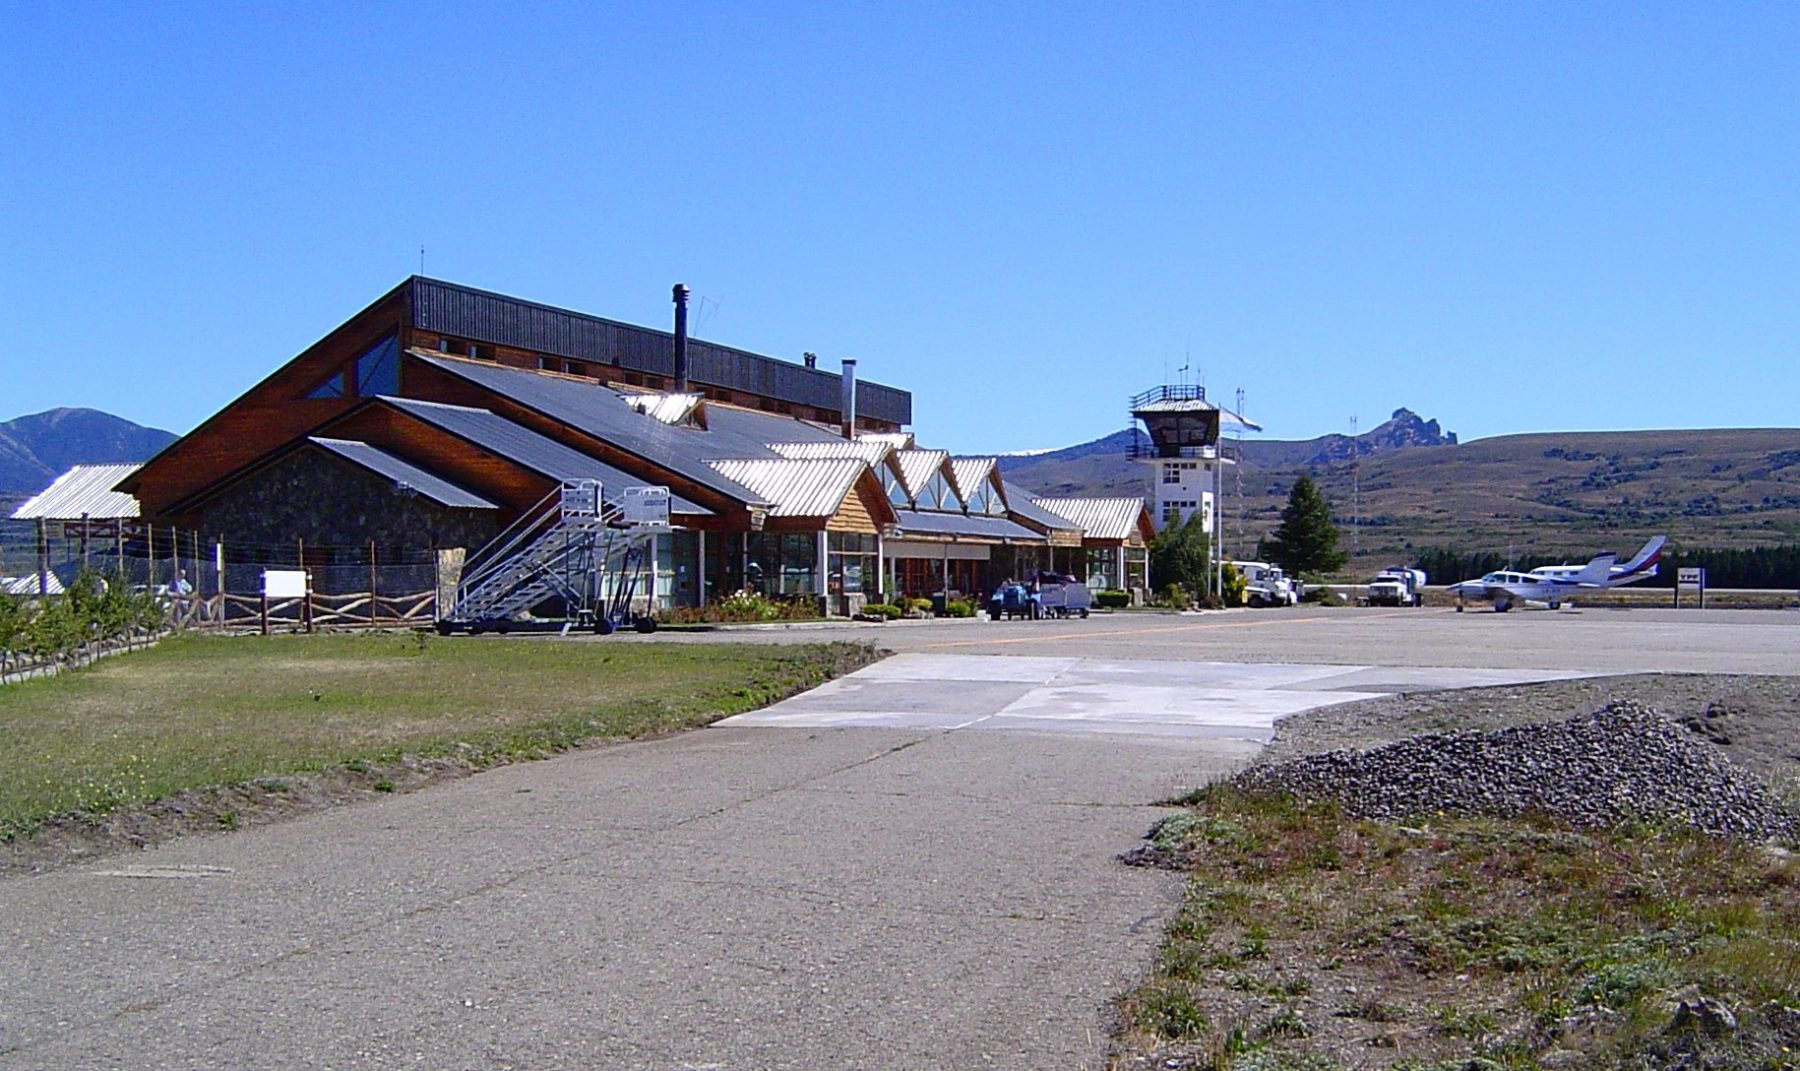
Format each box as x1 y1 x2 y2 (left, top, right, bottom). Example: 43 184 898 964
0 655 1596 1071
718 653 1596 742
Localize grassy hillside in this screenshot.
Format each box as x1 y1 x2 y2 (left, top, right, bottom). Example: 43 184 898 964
1007 427 1800 571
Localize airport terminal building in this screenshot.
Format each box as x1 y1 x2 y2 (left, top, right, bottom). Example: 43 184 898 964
115 278 1151 610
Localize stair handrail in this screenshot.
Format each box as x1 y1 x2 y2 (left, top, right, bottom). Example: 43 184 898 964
461 485 564 588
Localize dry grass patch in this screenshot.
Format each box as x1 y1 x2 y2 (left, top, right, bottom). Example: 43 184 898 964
1113 787 1800 1071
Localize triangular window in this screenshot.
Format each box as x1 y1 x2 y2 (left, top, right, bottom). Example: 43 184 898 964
354 334 400 396
304 371 346 399
887 473 912 508
923 472 957 511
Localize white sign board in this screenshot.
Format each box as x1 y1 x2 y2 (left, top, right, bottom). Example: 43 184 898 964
620 486 671 527
1677 567 1705 588
262 569 309 599
560 480 601 519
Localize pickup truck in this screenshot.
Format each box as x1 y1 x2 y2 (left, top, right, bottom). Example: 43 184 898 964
1230 561 1299 607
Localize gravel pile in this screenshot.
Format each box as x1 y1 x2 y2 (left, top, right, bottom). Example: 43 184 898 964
1236 699 1796 841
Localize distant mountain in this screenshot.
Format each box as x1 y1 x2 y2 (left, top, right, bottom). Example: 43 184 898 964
997 409 1459 500
996 411 1800 563
0 408 177 493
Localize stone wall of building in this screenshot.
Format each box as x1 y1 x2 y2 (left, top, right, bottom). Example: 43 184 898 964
197 447 502 559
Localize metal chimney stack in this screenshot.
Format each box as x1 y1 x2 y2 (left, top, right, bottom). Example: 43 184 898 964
840 358 858 439
671 283 690 392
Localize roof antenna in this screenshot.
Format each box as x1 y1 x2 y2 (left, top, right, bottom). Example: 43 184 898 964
419 245 426 276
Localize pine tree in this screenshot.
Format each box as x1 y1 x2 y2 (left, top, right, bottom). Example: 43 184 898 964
1149 512 1212 598
1264 475 1347 576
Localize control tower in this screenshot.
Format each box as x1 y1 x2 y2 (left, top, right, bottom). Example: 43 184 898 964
1129 384 1260 534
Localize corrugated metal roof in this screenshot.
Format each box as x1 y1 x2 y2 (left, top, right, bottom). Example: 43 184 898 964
767 440 894 465
309 438 498 509
410 353 777 506
1031 497 1149 541
704 458 865 518
858 432 914 450
893 449 950 498
997 479 1084 533
379 397 711 515
889 509 1047 543
408 277 912 425
10 464 141 520
2 574 65 596
948 457 996 500
624 392 704 425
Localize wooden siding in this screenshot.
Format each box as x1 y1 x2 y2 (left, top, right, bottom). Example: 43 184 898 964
824 472 891 535
126 283 411 522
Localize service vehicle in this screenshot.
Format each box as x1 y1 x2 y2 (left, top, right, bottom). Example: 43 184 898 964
1230 561 1299 607
1367 567 1428 607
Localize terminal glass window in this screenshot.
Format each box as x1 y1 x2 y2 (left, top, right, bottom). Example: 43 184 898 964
827 532 877 595
746 532 817 596
1124 546 1148 590
1085 547 1117 589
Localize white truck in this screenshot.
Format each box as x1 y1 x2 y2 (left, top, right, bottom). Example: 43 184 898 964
1230 561 1300 607
1367 567 1427 607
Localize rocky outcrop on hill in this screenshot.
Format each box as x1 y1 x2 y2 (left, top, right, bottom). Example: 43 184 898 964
1299 408 1457 465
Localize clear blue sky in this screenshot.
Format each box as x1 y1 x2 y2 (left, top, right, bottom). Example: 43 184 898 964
5 2 1797 454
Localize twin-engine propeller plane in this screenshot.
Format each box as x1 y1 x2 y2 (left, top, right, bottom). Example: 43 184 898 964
1449 536 1666 612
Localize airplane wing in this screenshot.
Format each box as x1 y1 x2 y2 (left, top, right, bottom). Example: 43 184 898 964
1573 554 1618 587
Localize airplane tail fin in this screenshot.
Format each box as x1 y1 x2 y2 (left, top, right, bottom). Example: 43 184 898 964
1574 554 1617 586
1614 535 1667 581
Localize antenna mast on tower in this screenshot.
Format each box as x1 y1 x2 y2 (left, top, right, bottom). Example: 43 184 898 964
1350 413 1360 559
1234 387 1246 555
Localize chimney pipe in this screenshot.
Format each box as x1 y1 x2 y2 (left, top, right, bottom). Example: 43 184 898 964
671 283 690 392
840 358 857 439
803 351 817 369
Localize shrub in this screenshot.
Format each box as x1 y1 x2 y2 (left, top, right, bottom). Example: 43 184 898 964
1094 589 1131 609
709 590 782 622
906 597 934 614
1220 562 1248 606
1153 583 1190 609
861 602 902 620
0 570 168 669
944 600 975 618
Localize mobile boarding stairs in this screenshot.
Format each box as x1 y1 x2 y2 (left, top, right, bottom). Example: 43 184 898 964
436 480 670 636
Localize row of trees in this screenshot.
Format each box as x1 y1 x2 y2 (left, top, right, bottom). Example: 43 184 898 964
0 571 168 671
1414 543 1800 589
1150 476 1348 602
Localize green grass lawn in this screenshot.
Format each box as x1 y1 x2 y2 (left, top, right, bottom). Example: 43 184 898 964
0 633 873 841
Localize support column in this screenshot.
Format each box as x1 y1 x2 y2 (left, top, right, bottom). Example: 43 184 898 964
1213 450 1224 597
696 530 707 606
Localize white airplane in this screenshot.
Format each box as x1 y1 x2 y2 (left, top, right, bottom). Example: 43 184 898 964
1529 535 1666 587
1449 535 1666 612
